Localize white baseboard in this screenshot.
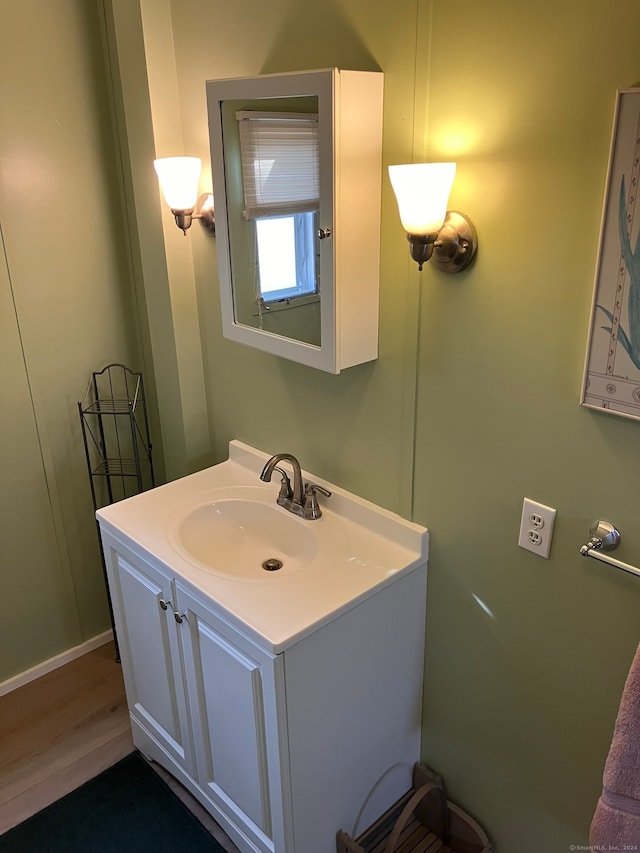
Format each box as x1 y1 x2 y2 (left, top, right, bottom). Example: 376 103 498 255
0 630 114 698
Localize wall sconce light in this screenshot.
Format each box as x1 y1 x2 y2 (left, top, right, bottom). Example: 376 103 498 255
153 156 215 236
388 162 477 273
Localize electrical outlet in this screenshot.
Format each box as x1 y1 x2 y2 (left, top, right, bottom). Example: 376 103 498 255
529 513 544 530
518 498 556 558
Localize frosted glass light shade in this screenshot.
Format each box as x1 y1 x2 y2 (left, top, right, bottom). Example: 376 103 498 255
388 162 456 235
154 157 202 210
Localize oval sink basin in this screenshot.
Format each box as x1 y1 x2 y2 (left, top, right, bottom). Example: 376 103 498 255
171 495 320 580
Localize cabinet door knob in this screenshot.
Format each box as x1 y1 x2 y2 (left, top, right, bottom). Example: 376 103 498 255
159 599 169 611
174 612 184 624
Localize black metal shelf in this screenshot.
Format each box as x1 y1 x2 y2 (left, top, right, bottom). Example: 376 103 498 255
82 399 139 415
78 364 156 660
90 458 151 478
78 364 155 509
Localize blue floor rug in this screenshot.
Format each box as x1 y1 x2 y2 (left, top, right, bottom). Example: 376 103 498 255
0 751 226 852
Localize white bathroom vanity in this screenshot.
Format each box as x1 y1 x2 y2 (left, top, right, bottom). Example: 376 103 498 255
96 441 428 853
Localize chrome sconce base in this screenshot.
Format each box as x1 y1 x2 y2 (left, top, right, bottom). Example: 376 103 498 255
407 234 437 271
171 193 216 236
408 211 477 273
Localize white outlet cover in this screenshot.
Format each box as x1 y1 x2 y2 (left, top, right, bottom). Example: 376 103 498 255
518 497 556 558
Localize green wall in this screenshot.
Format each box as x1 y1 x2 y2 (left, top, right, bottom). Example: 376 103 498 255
416 1 640 849
157 1 640 849
0 1 148 682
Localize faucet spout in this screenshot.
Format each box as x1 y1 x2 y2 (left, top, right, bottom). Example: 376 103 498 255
260 453 330 519
260 453 304 506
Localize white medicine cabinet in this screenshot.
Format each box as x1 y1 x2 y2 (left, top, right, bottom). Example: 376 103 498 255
206 68 383 373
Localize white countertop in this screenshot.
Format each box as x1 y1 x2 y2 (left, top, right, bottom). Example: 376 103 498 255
97 440 428 653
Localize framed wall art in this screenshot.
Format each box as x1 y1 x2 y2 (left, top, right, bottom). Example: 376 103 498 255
582 88 640 420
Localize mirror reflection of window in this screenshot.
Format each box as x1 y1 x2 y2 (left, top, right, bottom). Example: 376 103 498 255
237 111 320 308
255 212 317 303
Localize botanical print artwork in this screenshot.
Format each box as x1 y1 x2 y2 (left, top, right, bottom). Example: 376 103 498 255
597 177 640 368
582 89 640 420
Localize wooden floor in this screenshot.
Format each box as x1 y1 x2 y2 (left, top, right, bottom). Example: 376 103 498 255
0 641 238 851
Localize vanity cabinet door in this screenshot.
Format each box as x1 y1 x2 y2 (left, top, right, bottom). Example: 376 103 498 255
175 581 290 853
101 533 194 774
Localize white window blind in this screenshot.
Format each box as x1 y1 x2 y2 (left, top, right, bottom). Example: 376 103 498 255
236 111 319 219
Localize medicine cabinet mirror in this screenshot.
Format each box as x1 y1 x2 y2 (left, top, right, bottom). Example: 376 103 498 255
206 68 383 373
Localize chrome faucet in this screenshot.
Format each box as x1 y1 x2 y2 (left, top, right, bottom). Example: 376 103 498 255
260 453 331 520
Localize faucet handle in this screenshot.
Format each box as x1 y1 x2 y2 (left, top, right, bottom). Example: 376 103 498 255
305 482 331 497
303 482 331 519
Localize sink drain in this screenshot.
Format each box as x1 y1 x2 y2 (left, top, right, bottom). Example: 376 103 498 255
262 557 283 572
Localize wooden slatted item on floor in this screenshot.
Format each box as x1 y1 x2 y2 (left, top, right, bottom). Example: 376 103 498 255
336 763 493 853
